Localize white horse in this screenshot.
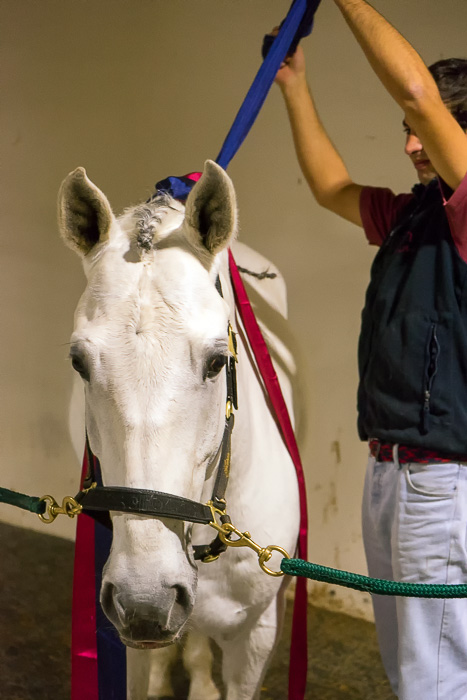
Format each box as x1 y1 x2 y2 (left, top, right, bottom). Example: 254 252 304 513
59 160 301 700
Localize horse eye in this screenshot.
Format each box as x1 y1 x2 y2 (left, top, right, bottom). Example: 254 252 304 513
70 352 90 381
205 354 228 380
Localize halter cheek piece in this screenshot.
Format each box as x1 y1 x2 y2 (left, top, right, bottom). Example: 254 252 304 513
76 278 238 563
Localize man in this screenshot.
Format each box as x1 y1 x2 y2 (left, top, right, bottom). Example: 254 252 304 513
275 1 467 698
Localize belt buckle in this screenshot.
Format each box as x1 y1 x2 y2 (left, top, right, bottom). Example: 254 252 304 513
369 438 381 461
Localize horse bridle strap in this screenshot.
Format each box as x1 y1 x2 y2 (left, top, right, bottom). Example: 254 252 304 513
77 485 213 524
80 411 234 525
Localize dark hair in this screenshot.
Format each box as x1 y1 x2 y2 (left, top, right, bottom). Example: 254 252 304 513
428 58 467 130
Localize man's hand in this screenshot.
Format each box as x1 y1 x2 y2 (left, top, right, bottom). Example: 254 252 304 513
275 45 307 91
268 27 307 91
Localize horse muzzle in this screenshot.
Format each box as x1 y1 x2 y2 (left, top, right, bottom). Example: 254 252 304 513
100 582 194 645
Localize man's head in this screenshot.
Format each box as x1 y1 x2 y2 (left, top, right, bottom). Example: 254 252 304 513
429 58 467 130
405 57 467 185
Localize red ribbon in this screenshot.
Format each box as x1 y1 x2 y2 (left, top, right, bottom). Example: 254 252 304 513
229 249 309 700
71 451 99 700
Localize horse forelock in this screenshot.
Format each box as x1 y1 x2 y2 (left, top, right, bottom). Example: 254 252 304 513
121 193 185 255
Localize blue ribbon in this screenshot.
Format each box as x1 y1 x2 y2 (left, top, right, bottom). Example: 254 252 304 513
216 0 321 170
261 0 318 61
93 459 127 700
154 0 322 199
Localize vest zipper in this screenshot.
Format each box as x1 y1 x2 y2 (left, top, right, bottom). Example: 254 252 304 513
421 323 440 433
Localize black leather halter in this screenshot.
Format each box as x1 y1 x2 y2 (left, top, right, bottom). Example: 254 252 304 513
75 280 239 563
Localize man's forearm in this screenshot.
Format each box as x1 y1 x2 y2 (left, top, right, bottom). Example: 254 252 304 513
281 77 352 205
280 76 363 224
333 0 440 114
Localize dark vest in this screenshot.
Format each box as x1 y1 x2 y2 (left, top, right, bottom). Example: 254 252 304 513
358 179 467 453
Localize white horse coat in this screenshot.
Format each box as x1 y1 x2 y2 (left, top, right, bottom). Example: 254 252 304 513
60 160 300 700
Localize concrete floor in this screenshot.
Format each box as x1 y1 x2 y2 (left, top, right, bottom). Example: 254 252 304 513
0 522 395 700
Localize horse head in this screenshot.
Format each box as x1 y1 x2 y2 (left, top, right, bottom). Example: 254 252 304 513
58 160 237 648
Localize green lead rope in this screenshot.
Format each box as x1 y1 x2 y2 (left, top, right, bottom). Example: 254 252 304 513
0 487 45 515
281 558 467 598
2 485 467 599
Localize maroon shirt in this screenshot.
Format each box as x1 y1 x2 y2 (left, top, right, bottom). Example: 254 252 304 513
359 172 467 263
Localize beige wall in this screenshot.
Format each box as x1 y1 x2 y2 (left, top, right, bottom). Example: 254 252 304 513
1 0 466 619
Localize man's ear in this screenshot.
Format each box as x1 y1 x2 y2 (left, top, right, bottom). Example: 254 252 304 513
184 160 237 258
58 167 115 257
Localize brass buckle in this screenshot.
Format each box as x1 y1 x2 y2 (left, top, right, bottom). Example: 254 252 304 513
228 323 238 362
202 552 221 564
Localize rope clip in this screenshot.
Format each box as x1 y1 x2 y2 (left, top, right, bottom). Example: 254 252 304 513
206 500 290 577
38 482 96 524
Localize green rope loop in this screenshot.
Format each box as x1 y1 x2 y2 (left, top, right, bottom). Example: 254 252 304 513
0 487 46 515
281 558 467 598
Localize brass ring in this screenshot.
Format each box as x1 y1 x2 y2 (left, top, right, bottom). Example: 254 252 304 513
259 545 290 577
37 495 57 524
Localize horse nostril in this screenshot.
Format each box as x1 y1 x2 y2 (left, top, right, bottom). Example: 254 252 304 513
101 581 114 614
172 584 192 612
100 582 126 627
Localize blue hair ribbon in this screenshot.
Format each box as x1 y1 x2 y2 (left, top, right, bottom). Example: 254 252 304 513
155 0 322 199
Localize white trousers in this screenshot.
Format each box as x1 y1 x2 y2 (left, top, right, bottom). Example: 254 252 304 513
362 450 467 700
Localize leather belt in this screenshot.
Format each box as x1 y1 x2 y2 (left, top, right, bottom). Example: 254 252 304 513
369 439 467 464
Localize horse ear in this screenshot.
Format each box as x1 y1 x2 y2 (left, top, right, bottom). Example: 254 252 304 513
58 167 115 256
184 160 237 257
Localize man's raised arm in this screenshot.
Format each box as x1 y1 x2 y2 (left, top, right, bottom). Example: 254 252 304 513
276 44 364 227
333 0 467 191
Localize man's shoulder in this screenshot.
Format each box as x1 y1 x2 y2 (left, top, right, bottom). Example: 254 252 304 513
360 185 414 246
